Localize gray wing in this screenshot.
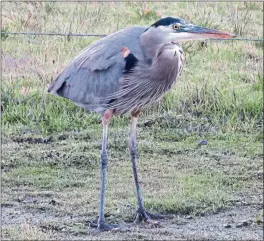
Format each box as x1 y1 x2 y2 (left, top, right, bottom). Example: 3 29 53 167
48 26 148 113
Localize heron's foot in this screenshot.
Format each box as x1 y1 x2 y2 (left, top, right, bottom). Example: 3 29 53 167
87 218 120 231
98 222 120 231
134 208 170 224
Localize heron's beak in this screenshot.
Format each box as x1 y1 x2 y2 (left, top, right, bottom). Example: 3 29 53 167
186 24 236 39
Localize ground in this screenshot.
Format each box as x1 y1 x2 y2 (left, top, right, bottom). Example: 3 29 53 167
2 116 263 240
1 2 263 240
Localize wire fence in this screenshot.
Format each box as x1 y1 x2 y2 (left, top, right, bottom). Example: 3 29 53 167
1 31 107 38
1 31 264 42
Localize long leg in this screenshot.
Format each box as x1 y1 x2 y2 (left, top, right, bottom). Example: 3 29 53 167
129 112 155 223
97 109 118 231
130 112 144 213
130 111 169 224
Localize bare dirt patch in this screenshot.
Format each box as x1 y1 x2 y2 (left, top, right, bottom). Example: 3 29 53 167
2 199 263 240
2 127 263 240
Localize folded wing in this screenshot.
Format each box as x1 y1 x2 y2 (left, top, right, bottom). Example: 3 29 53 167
48 26 148 113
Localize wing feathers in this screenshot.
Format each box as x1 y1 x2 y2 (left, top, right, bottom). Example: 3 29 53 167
48 26 148 113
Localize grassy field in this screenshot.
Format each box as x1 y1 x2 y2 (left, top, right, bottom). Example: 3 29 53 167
2 2 263 240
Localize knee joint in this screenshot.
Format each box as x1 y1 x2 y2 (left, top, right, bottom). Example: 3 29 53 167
130 139 137 150
100 152 108 167
130 145 138 158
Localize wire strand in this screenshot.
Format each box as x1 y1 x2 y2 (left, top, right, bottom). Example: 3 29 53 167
1 31 107 37
1 31 264 42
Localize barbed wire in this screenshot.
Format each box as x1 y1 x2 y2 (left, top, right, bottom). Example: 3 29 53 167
1 31 264 42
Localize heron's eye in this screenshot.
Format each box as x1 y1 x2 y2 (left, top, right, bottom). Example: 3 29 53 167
172 24 180 30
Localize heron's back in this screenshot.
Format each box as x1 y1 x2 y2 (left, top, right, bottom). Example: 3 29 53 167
48 26 149 113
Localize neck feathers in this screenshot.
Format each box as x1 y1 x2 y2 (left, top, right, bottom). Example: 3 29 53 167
139 27 165 60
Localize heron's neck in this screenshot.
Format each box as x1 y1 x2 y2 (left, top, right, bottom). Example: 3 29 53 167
139 28 165 61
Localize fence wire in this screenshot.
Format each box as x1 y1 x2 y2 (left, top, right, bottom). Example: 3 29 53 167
1 31 264 42
1 31 107 38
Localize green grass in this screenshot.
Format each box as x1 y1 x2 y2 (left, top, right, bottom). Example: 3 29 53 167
1 2 263 240
2 2 263 137
2 225 53 241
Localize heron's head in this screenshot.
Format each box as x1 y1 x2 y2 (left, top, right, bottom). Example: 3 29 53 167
148 17 235 42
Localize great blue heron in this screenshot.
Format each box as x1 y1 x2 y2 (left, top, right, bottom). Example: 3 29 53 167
48 17 234 231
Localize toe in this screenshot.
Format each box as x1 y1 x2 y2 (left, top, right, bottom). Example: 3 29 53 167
99 223 120 231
